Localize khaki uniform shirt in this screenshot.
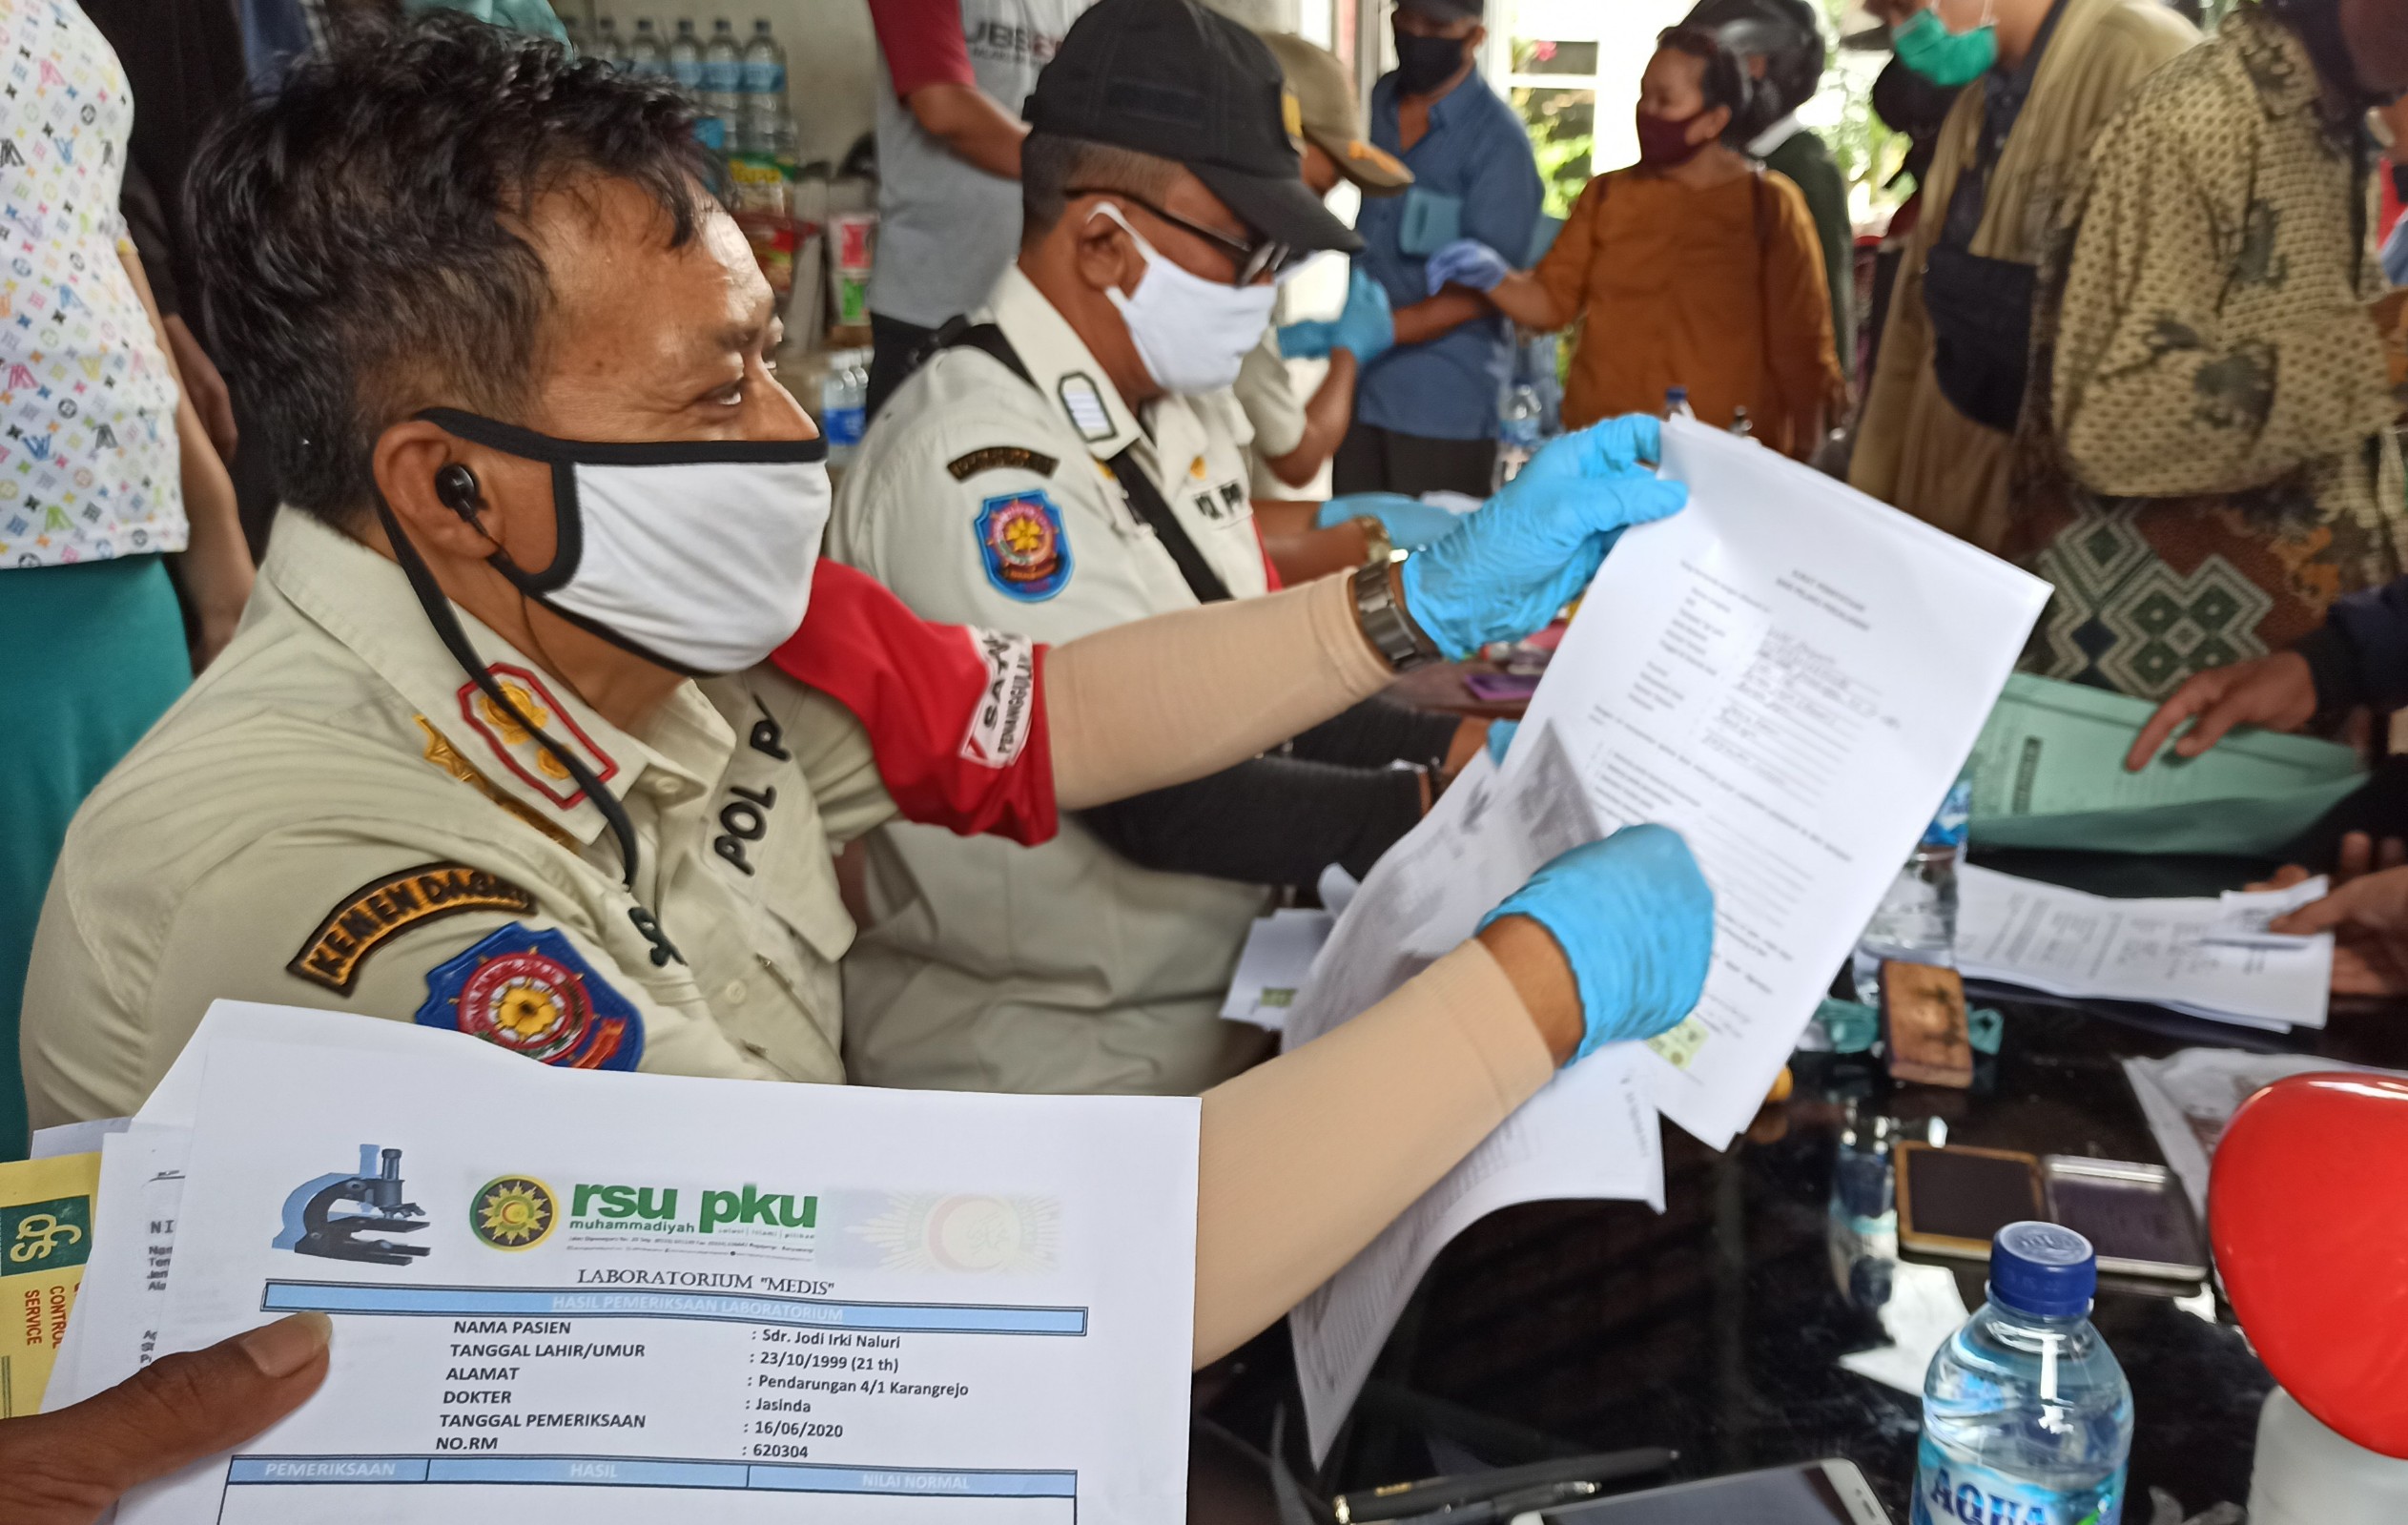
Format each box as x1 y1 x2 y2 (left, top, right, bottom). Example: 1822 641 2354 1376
826 265 1273 1097
24 511 899 1127
1232 329 1309 501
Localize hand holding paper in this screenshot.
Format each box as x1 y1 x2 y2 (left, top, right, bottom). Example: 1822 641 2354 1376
1480 825 1715 1061
2126 649 2318 771
1400 418 1684 660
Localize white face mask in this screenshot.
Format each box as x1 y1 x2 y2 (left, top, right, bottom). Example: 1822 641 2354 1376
417 408 831 675
1091 203 1279 396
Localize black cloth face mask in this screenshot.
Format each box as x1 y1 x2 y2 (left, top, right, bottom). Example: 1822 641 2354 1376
1393 25 1469 95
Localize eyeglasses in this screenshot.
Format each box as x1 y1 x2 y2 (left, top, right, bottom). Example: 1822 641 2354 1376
1068 188 1304 286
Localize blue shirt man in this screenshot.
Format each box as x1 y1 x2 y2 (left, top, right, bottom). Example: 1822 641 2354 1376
1335 0 1541 498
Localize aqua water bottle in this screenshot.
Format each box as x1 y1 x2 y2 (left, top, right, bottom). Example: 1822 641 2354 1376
1914 1223 2134 1525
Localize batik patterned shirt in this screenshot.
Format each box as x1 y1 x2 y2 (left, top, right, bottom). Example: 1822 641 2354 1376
0 0 184 570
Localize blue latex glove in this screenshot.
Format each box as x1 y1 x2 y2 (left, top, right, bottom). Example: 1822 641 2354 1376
1483 718 1519 764
1425 237 1513 295
1479 824 1715 1061
1399 416 1685 660
1278 319 1335 361
1327 269 1394 365
1313 492 1464 551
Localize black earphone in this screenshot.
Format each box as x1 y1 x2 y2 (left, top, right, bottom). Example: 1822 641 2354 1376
434 462 483 524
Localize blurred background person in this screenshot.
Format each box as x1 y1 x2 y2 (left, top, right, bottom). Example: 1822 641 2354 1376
1236 30 1410 505
2382 94 2408 287
1688 0 1855 388
861 0 1085 417
2011 0 2406 702
1333 0 1542 498
1859 58 1963 388
1847 0 2195 550
1398 28 1844 460
0 0 252 1159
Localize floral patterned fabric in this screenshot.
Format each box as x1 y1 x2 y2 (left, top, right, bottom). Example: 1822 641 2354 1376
0 0 183 570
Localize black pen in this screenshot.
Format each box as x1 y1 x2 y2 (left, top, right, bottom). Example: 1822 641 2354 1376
1335 1446 1677 1524
1395 1479 1601 1524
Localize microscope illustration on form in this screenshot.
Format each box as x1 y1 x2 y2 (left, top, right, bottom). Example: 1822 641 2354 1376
276 1144 432 1266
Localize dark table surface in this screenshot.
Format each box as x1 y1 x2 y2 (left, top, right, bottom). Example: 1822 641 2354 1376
1194 850 2408 1523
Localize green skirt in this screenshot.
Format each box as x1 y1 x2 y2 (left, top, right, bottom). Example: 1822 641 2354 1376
0 555 190 1158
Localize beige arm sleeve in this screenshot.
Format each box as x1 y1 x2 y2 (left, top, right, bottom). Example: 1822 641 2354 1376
1190 939 1554 1367
1044 572 1395 810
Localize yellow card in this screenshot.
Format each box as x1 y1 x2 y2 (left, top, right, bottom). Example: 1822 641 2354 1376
0 1151 101 1416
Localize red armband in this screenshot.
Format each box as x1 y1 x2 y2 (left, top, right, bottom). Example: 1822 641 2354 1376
771 564 1058 845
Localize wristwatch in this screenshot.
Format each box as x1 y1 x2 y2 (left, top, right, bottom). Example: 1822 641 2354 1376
1351 559 1442 672
1349 514 1395 567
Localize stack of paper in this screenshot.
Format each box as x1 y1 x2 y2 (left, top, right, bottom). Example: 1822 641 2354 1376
54 1002 1203 1524
2123 1048 2408 1215
1280 421 2050 1458
1956 864 2333 1032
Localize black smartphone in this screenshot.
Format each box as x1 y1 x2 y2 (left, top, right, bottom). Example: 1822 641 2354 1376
1894 1142 2044 1260
1539 1460 1891 1525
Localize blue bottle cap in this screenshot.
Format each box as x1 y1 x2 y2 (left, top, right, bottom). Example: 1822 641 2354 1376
1988 1221 2096 1317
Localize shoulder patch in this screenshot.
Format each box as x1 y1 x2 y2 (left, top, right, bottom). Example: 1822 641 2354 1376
1057 374 1116 443
976 490 1073 602
947 444 1059 481
288 863 537 995
416 923 644 1071
959 628 1039 769
455 665 618 810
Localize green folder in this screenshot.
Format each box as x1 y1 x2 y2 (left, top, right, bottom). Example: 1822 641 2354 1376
1966 673 2368 855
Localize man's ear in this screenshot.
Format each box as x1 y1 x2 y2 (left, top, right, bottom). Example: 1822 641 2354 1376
371 419 556 570
1070 201 1144 298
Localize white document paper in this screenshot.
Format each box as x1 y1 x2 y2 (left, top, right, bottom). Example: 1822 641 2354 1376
2121 1048 2405 1215
44 1123 191 1412
1956 865 2332 1031
1282 732 1664 1460
1510 421 2051 1147
112 1007 1201 1525
1217 910 1336 1031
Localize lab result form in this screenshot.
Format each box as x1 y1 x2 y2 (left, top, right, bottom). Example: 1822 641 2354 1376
113 1012 1199 1525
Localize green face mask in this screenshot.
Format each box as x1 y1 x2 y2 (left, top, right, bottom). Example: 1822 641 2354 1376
1893 4 1998 88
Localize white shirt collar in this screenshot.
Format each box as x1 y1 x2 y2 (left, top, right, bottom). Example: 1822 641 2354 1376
984 265 1145 462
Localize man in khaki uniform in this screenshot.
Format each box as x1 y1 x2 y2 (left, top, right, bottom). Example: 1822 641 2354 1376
10 10 1728 1432
830 0 1491 1095
20 2 1687 1132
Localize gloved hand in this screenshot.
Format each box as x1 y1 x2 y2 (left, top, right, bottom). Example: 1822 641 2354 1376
1479 824 1715 1061
1483 718 1518 764
1278 318 1335 360
1327 269 1394 364
1399 415 1685 660
1314 491 1465 551
1425 237 1513 295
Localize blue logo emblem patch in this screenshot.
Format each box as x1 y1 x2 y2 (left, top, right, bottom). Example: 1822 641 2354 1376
416 923 644 1071
976 490 1072 601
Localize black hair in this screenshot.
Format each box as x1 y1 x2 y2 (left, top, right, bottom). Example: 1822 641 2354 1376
189 12 713 526
1019 132 1182 244
1656 25 1759 146
1682 0 1826 119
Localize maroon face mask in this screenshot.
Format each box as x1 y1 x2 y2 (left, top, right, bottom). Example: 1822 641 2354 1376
1636 108 1707 169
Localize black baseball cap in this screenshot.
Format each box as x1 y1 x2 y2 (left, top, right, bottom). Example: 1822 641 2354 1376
1026 0 1362 255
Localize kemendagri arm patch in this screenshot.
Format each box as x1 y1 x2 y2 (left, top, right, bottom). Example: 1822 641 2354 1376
415 922 645 1071
286 862 537 995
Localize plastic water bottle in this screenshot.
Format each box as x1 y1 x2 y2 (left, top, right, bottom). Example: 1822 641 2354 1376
668 18 705 96
702 21 743 117
1664 385 1696 422
1730 405 1755 440
738 19 792 157
558 11 587 56
820 350 868 469
1914 1224 2133 1525
1495 383 1543 484
626 18 667 79
1852 773 1969 1013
